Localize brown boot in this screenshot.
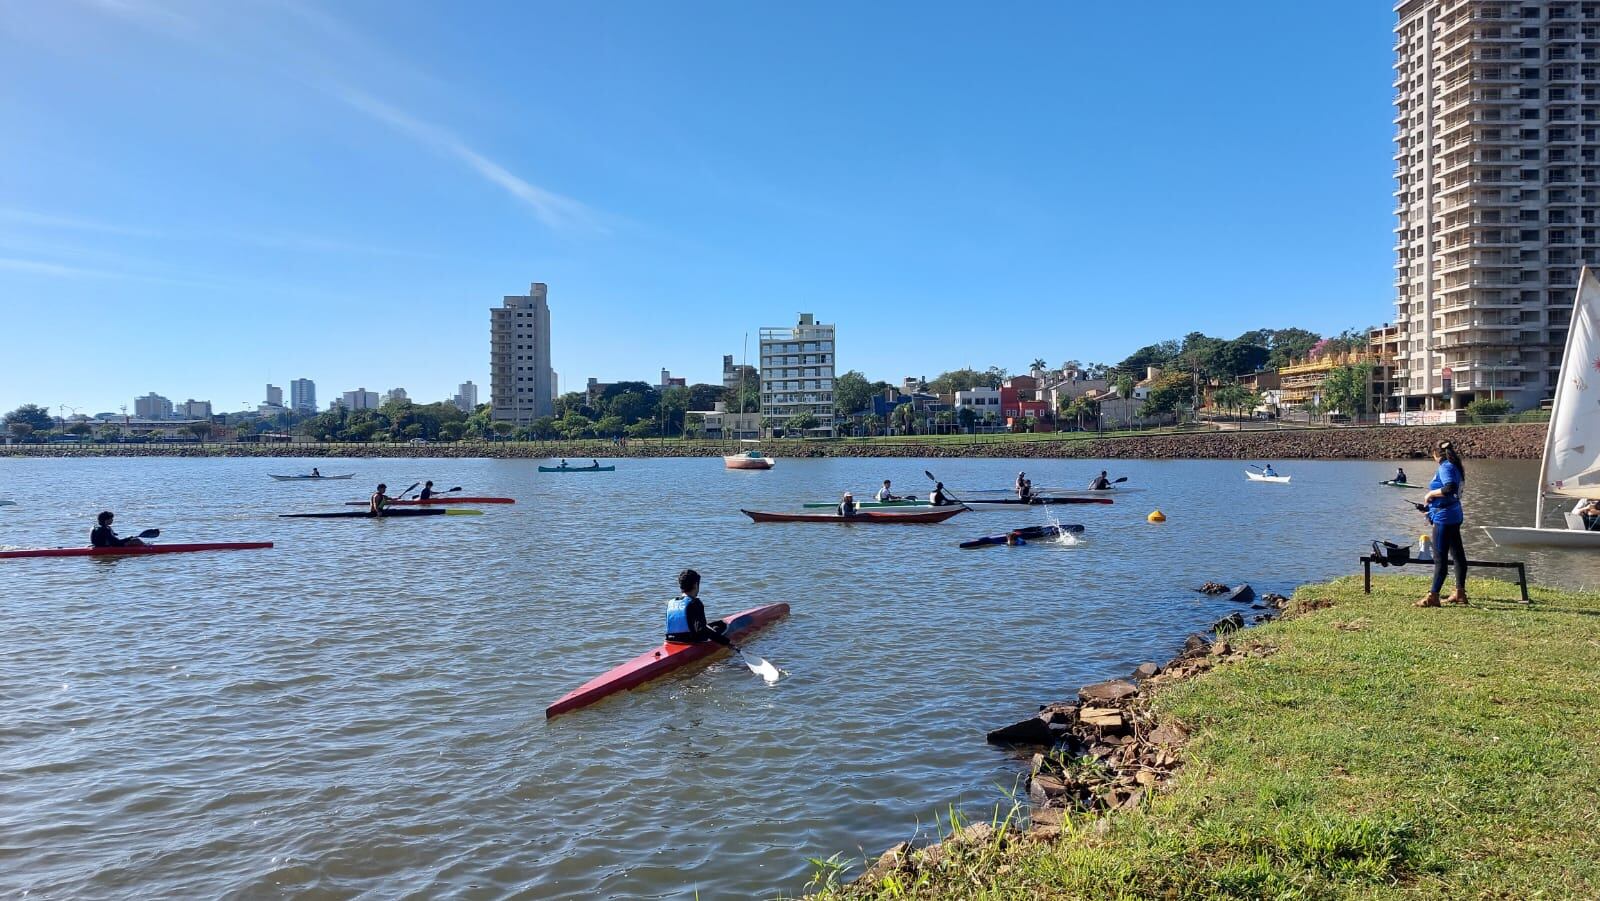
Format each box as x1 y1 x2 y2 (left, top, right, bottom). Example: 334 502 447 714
1414 593 1441 607
1443 592 1470 606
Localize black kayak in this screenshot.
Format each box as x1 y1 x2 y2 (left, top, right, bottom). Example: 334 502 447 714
963 497 1113 507
279 508 482 519
960 524 1084 549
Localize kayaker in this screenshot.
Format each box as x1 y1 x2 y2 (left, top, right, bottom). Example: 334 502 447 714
838 492 858 517
90 511 144 548
419 480 439 500
1015 472 1031 500
370 483 394 516
559 458 569 470
591 459 600 469
1395 466 1407 484
665 569 731 647
1088 470 1111 490
1005 530 1027 547
929 482 951 506
876 480 901 502
1416 440 1468 608
311 467 321 478
1262 464 1278 478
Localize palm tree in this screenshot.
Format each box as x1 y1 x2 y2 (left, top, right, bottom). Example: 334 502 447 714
860 413 883 437
1030 358 1048 373
891 402 917 435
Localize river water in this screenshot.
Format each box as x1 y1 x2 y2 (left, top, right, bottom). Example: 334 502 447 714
0 455 1592 898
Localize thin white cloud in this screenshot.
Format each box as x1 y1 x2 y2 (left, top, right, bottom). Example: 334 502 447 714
0 256 108 278
0 208 163 238
333 87 600 232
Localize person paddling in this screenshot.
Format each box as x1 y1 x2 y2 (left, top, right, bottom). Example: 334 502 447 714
838 491 858 517
876 479 900 502
370 483 395 516
90 511 144 548
418 480 439 500
665 569 731 647
1262 463 1278 478
929 482 952 506
1088 470 1112 490
1015 471 1031 501
310 467 321 478
1395 466 1408 484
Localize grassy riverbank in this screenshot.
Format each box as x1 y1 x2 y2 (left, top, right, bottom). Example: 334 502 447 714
812 574 1600 899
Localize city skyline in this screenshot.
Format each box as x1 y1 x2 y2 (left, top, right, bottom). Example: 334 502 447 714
1 2 1398 415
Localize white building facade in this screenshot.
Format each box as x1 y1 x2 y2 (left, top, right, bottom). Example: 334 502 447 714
455 380 479 412
341 389 380 411
134 393 172 419
491 282 554 423
760 313 836 436
176 399 213 419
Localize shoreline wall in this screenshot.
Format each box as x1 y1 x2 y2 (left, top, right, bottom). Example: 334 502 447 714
0 423 1546 461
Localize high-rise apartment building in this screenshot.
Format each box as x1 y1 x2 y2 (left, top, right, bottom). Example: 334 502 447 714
760 313 836 436
1393 0 1599 412
491 282 553 423
290 378 316 413
454 380 478 412
176 399 212 419
341 388 380 411
265 384 283 407
385 388 409 405
134 392 172 419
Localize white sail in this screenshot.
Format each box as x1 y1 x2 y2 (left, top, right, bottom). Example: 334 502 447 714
1541 267 1600 508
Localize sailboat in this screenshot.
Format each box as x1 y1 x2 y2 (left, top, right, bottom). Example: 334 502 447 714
724 333 775 470
1482 266 1600 548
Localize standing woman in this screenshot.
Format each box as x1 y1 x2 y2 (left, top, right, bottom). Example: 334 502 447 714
1417 440 1468 607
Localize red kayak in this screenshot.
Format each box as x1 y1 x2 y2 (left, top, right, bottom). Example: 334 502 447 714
0 542 273 560
546 603 789 718
741 507 964 524
343 497 515 506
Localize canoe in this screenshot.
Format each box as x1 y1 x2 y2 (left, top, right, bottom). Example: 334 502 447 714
801 499 928 509
0 542 272 560
1245 470 1291 483
343 496 515 506
278 508 483 519
1379 480 1425 490
962 497 1113 507
959 524 1084 549
742 507 965 524
538 465 615 472
546 603 790 718
270 474 355 481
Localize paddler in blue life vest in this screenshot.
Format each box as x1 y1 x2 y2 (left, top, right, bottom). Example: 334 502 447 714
838 491 858 517
665 569 731 646
90 511 144 547
1262 464 1279 478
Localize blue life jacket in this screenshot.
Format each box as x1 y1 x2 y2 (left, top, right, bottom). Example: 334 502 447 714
666 595 691 635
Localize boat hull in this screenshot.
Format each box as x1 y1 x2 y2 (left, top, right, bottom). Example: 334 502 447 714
1379 480 1424 490
742 507 964 523
1481 525 1600 548
963 497 1113 507
538 466 615 472
801 499 927 508
0 542 272 560
1246 471 1291 483
959 524 1084 549
344 497 514 506
724 456 774 470
270 474 355 481
279 508 480 519
545 603 789 718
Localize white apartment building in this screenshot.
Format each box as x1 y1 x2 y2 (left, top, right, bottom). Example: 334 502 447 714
341 388 380 411
455 380 479 412
953 387 1002 414
134 392 172 419
385 387 409 405
176 399 212 419
491 282 553 423
760 313 836 436
290 378 316 413
1393 0 1600 411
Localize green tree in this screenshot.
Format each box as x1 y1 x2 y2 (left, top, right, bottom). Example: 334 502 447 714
934 410 954 433
833 370 875 415
528 416 558 440
785 411 819 435
1114 373 1136 399
593 415 626 438
607 391 650 424
1321 362 1374 417
659 385 691 435
67 421 93 438
687 383 725 411
860 412 884 437
957 406 978 432
1139 373 1191 418
891 402 917 435
557 411 594 439
188 421 214 442
926 368 1005 394
626 419 657 439
1465 398 1513 422
492 421 515 439
8 422 36 441
1265 328 1322 368
439 422 463 441
4 404 53 434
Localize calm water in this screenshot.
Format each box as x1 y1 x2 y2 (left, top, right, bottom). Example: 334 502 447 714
0 455 1592 898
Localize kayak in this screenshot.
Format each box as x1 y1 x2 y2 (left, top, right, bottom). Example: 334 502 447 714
278 508 483 518
962 497 1113 507
539 465 615 472
1246 470 1291 483
0 500 15 507
270 474 355 481
959 524 1084 549
0 542 272 560
742 507 964 523
800 499 928 509
344 496 515 506
1379 480 1425 490
546 603 789 718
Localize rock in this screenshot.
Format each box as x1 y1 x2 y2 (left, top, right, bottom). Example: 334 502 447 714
1030 752 1046 775
950 822 995 848
1198 581 1229 594
1118 788 1146 810
1210 640 1232 657
1182 634 1210 656
1038 702 1079 724
862 841 910 881
1226 583 1256 604
1078 679 1138 705
1134 768 1160 787
1079 706 1124 728
986 715 1055 746
1210 612 1245 633
1130 662 1161 681
1028 773 1069 807
1147 722 1189 746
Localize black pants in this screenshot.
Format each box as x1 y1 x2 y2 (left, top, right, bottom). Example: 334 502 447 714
666 620 728 645
1430 521 1467 596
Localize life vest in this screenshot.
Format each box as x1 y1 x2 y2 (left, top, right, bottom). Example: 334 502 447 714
665 595 692 635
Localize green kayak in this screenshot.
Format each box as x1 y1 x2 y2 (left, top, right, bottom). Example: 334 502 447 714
801 499 928 509
1379 480 1426 490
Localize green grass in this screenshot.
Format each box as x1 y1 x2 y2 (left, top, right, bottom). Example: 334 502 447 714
811 575 1600 899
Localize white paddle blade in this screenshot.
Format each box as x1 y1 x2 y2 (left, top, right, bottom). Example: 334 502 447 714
745 655 781 683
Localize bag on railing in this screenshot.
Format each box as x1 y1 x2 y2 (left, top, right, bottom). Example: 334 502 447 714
1370 540 1411 567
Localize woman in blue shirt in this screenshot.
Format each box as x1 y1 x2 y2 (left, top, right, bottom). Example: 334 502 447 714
1416 441 1468 607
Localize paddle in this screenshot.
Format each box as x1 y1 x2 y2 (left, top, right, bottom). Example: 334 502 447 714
924 470 971 510
394 482 422 500
133 528 160 540
724 637 781 682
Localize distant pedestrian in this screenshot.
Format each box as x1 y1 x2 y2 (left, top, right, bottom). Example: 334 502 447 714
1415 440 1468 607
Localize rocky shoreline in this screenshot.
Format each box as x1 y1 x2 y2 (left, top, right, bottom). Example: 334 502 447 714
0 423 1546 460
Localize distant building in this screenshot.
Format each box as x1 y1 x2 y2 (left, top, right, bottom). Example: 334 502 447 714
722 355 758 391
901 376 926 395
176 399 213 419
134 392 173 419
491 282 553 424
454 380 479 412
659 368 687 388
760 313 836 436
265 385 283 407
385 388 409 405
290 378 317 413
341 388 380 411
551 370 560 401
953 388 1001 416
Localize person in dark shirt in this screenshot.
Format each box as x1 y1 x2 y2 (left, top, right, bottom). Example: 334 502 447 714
665 569 731 646
838 492 858 517
419 481 439 500
929 483 951 506
1089 471 1112 490
90 511 143 548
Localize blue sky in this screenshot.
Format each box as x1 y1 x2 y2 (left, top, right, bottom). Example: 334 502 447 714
1 0 1397 415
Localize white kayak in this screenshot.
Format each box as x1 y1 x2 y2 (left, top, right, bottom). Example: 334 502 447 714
1245 470 1291 483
